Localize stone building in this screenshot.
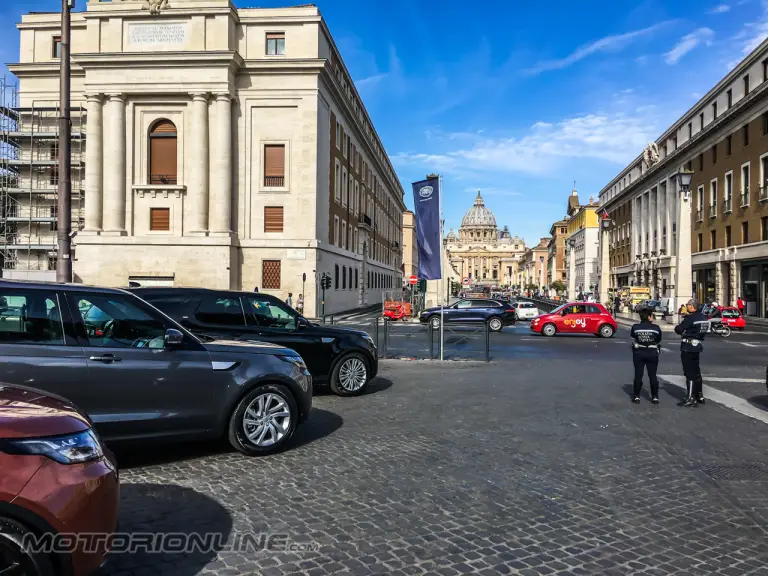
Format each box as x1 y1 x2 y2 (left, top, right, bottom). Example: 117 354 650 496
3 0 405 317
600 38 768 318
443 192 526 287
515 238 550 292
401 210 418 280
565 189 600 299
547 218 568 287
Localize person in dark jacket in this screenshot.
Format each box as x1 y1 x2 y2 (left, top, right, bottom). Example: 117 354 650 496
674 298 709 407
630 307 663 404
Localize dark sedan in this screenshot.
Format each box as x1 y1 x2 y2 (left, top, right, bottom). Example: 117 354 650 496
419 299 516 331
131 287 378 396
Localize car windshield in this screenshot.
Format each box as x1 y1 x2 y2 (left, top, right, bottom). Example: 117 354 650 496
721 309 740 318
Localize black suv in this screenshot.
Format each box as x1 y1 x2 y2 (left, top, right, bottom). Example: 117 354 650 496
0 280 313 456
132 287 378 396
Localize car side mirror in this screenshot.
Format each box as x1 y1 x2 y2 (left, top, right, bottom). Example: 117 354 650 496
164 328 184 347
296 317 310 329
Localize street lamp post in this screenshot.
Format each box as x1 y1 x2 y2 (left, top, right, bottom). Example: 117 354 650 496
56 0 74 283
539 256 545 294
567 238 576 300
673 168 695 320
599 212 614 306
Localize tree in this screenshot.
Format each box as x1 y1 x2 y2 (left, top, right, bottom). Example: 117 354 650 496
550 280 566 295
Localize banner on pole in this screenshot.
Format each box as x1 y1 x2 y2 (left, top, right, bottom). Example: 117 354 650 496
411 176 442 280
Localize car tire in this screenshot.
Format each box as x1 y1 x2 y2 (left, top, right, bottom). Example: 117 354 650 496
598 324 615 338
228 383 298 456
542 323 557 337
0 516 55 576
430 316 441 330
330 352 370 396
488 316 503 332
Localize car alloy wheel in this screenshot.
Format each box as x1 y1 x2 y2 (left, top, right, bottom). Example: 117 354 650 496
0 517 54 576
430 316 440 330
488 317 503 332
338 357 367 392
242 393 291 448
599 324 614 338
542 323 556 337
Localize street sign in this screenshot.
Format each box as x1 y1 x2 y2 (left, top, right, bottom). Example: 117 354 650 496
409 275 418 285
462 277 470 286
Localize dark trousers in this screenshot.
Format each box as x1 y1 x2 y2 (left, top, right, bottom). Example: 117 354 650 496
633 350 659 397
681 351 703 397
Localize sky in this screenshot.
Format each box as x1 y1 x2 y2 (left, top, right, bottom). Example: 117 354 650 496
1 0 767 246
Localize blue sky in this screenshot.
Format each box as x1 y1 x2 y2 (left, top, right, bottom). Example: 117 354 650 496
2 0 767 245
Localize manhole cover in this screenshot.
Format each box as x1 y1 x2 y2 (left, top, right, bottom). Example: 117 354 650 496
698 463 768 481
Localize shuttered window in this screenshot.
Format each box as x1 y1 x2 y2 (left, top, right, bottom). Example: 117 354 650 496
262 260 281 289
264 145 285 187
149 120 178 184
264 206 284 232
150 208 170 231
266 32 285 55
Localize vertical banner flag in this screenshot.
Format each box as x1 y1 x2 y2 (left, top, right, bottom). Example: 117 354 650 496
411 176 442 280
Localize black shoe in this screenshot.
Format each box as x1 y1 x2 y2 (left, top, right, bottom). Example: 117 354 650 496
696 397 706 405
632 396 640 404
652 397 660 404
678 397 697 407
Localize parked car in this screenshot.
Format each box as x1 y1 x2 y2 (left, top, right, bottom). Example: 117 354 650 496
0 383 119 576
131 287 377 396
0 280 312 455
530 302 617 338
419 299 516 332
513 301 539 321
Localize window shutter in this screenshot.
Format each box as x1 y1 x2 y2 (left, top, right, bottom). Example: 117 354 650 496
264 145 285 178
264 206 284 232
262 260 281 289
150 208 170 231
149 120 178 184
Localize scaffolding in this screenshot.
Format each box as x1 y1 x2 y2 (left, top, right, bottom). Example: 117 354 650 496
0 76 85 276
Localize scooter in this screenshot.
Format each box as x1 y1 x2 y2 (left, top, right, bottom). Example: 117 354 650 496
710 319 731 337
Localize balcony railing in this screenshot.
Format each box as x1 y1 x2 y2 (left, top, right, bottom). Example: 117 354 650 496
724 197 732 213
709 204 717 218
740 190 750 208
359 213 372 228
264 176 285 187
696 209 703 222
760 186 768 203
149 173 177 185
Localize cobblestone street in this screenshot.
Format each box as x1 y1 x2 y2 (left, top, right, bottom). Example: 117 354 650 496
105 357 768 575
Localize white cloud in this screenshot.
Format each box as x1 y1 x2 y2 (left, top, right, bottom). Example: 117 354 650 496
709 3 731 13
732 0 768 63
663 28 715 64
392 110 660 177
523 21 673 75
355 74 386 89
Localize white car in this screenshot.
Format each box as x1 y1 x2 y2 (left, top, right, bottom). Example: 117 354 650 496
514 301 540 320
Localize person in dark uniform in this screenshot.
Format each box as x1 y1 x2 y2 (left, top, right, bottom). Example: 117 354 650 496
630 307 662 404
674 298 709 407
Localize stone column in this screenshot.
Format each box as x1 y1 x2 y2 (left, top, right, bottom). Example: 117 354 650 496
103 94 126 234
654 188 662 254
664 179 673 255
674 178 693 317
210 93 232 235
189 93 210 235
84 94 103 232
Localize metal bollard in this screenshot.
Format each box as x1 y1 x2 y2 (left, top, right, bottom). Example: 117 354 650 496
374 317 380 353
484 321 490 362
383 318 389 359
428 322 434 359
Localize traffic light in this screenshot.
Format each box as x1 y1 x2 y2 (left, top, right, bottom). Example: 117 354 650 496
321 273 332 290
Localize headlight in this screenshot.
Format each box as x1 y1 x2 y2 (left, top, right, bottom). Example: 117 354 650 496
278 354 308 372
4 429 104 465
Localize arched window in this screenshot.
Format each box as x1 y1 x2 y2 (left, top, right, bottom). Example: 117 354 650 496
149 119 178 184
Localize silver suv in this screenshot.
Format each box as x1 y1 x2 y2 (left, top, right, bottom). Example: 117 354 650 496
0 280 312 455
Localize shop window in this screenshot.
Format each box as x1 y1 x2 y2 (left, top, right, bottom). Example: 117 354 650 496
149 119 178 184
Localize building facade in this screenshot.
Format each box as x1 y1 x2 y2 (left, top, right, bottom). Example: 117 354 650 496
3 0 405 317
443 192 526 287
547 218 568 287
516 238 550 292
599 37 768 317
401 210 418 280
565 190 599 298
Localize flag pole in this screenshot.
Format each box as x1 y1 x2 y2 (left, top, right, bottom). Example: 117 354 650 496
439 174 444 362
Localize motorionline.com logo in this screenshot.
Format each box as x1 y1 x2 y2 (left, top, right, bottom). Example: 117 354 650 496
21 532 319 555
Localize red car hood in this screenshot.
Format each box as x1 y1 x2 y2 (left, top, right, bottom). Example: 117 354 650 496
0 384 91 439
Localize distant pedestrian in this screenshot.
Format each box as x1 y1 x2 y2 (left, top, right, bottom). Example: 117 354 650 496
254 287 259 293
737 295 745 316
630 307 662 404
286 292 294 308
296 294 304 315
613 295 621 316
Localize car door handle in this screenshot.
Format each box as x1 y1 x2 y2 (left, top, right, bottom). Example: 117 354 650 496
89 354 122 363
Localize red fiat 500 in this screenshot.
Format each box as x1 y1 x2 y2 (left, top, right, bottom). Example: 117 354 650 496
717 306 746 330
530 302 617 338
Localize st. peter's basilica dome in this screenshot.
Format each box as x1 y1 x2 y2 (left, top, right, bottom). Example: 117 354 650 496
460 192 497 228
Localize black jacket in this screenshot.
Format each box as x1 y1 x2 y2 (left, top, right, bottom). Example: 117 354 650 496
630 321 662 352
674 310 709 352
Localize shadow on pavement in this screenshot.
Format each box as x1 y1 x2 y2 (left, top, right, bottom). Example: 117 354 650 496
314 376 393 396
291 407 343 449
102 483 233 576
747 395 768 411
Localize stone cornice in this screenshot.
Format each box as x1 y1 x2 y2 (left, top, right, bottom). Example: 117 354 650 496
71 50 244 70
6 62 85 78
